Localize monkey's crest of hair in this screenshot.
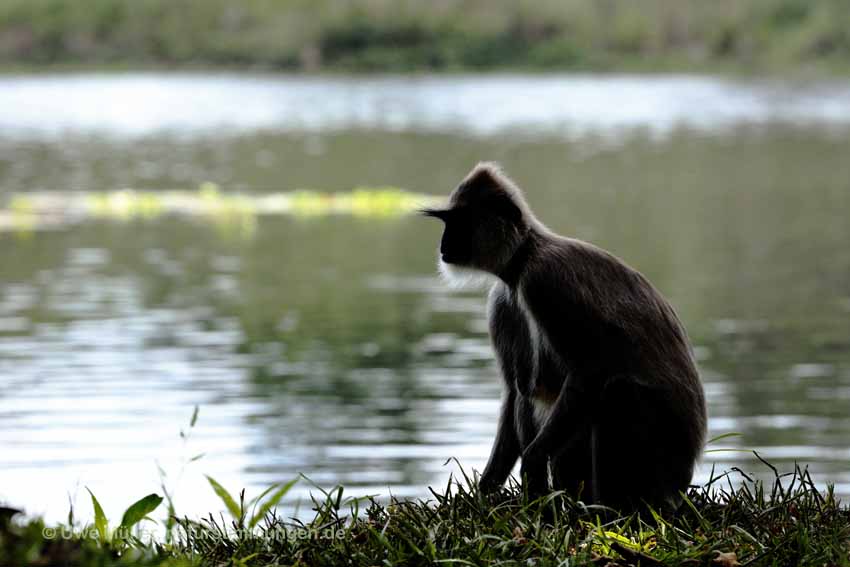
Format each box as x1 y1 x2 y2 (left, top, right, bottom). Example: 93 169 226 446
453 162 532 220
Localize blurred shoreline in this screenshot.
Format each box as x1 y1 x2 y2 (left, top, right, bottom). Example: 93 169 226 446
2 62 849 78
1 0 849 76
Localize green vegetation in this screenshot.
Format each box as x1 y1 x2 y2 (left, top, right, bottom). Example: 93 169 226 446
0 184 440 237
85 490 164 549
2 463 848 566
1 0 849 73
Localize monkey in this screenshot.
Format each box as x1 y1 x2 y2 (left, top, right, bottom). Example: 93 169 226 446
422 162 707 514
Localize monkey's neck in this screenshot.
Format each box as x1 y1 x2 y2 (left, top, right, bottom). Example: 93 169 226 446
498 231 538 288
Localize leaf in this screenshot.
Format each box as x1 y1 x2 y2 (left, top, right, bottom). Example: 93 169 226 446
86 488 109 543
206 475 241 520
119 494 163 531
190 405 199 428
249 478 299 528
189 452 206 462
610 542 664 567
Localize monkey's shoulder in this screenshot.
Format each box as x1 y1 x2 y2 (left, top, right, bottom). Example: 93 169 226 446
539 236 637 277
525 237 661 306
487 283 540 357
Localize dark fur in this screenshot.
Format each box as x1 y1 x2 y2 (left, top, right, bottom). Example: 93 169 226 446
424 163 707 513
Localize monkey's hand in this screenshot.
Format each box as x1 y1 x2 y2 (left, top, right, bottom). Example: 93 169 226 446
477 473 503 495
520 449 548 499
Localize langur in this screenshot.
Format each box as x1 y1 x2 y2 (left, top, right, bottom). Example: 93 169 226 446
423 163 706 513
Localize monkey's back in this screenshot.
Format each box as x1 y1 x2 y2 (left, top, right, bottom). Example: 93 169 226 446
504 234 707 509
529 237 703 385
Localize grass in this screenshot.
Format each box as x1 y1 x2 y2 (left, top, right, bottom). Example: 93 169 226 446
2 461 849 566
1 0 849 74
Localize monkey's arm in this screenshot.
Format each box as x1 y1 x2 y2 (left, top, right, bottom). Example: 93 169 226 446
479 388 520 492
481 285 530 491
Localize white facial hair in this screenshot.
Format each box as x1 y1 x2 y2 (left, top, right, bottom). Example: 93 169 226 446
437 258 495 290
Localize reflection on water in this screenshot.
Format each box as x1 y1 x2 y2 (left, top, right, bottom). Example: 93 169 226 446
0 73 849 521
3 73 850 140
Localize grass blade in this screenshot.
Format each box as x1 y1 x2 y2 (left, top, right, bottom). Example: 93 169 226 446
706 432 743 445
205 475 241 520
86 487 109 543
250 478 299 528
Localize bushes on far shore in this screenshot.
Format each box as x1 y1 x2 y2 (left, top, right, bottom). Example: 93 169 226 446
1 0 849 73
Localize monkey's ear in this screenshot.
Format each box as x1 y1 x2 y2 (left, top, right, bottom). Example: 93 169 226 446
420 207 451 221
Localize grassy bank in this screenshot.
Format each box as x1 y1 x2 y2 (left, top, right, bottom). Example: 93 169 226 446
1 0 849 74
2 464 848 566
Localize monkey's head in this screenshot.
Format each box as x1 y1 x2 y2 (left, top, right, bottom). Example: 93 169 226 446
422 162 531 282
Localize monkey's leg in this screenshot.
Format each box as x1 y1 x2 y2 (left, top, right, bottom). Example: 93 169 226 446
550 426 593 501
479 389 521 493
595 376 689 514
520 382 590 498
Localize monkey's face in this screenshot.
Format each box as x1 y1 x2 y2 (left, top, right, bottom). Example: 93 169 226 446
422 198 522 275
423 206 476 265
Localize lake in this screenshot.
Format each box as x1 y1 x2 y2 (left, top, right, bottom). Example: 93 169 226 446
1 73 849 522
